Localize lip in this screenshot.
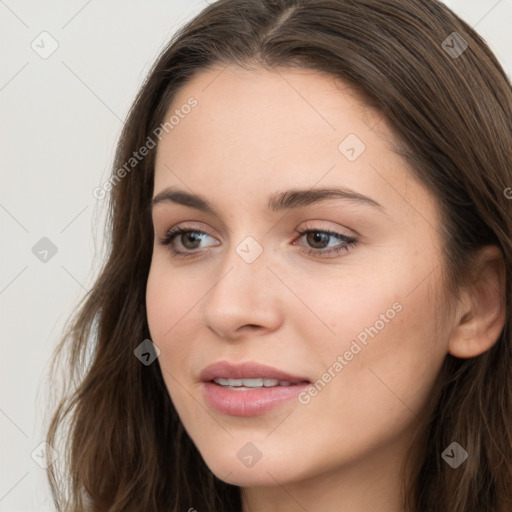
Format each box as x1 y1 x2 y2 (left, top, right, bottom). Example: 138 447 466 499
199 360 310 383
199 361 311 417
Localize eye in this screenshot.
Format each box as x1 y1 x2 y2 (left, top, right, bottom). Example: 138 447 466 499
293 226 357 258
159 226 219 257
158 224 357 259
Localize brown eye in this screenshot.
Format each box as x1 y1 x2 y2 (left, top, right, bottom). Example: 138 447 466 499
294 228 357 258
180 231 203 250
159 227 219 257
305 231 331 249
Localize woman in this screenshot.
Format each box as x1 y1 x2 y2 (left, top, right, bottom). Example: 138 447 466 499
46 0 512 510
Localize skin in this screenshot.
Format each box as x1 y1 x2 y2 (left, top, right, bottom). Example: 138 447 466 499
146 64 506 512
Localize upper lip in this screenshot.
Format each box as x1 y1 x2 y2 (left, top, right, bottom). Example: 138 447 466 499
199 361 310 383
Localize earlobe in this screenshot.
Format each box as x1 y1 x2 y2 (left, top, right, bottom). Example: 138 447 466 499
447 245 507 359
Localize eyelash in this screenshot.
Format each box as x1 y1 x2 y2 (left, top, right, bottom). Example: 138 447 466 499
159 226 357 259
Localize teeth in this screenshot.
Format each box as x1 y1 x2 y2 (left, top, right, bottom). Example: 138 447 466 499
213 377 295 388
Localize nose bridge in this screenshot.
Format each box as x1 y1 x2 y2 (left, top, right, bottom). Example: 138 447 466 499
199 232 282 336
208 232 271 306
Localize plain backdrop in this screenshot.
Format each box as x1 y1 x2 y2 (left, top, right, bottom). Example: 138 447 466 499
1 1 511 510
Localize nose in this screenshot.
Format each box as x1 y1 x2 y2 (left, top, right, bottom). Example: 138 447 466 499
199 240 283 341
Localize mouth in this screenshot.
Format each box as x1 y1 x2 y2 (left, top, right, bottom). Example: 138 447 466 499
199 360 311 416
200 360 310 383
210 377 309 389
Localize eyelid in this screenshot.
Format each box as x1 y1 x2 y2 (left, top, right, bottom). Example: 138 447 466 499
159 221 357 259
297 220 356 238
159 221 217 239
159 224 219 247
292 226 356 257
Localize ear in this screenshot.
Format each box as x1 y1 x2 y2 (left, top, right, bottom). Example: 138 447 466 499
448 245 507 358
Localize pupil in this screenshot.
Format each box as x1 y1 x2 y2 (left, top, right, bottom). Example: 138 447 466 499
183 232 201 249
308 232 328 248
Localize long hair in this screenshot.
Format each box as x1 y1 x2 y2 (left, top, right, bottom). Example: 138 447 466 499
45 1 512 510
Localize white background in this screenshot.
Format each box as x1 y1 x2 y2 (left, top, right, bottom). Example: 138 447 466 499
1 1 511 510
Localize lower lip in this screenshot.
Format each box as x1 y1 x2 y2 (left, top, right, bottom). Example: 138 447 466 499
202 381 310 416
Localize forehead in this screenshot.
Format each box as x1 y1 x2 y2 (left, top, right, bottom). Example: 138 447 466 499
156 66 392 178
162 64 384 145
152 64 438 232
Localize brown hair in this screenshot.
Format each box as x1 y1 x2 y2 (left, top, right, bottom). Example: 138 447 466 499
45 0 512 510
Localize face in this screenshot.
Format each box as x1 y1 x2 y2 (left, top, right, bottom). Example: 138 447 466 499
146 65 451 488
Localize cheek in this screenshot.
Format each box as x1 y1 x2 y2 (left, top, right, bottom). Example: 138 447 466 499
294 243 447 407
304 264 447 430
146 261 188 377
146 258 207 394
287 283 446 480
145 257 200 340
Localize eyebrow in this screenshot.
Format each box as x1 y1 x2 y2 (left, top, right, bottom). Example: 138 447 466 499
151 186 385 214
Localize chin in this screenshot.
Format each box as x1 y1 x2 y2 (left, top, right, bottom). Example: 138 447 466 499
209 463 286 487
198 446 308 487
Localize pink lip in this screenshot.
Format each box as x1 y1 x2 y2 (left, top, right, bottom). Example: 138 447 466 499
199 361 311 417
199 360 309 383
